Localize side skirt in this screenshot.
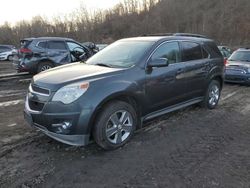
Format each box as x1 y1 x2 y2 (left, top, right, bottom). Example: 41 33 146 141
142 97 204 122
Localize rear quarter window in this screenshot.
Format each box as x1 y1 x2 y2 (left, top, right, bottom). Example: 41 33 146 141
36 41 47 49
204 42 222 58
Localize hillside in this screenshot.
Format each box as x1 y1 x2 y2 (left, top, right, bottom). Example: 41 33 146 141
0 0 249 46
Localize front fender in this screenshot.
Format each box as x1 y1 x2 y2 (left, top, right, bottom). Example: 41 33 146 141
78 77 145 134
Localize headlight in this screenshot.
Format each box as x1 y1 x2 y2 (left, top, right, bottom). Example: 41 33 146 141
52 82 89 104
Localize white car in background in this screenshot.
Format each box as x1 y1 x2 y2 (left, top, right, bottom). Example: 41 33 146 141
0 45 17 61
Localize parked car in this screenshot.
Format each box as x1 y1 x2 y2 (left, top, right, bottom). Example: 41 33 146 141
13 37 94 74
24 33 224 150
225 48 250 84
218 46 232 59
96 44 108 51
0 45 17 61
82 42 99 54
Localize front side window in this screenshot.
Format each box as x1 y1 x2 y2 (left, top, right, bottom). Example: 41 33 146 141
67 42 84 52
151 42 181 64
47 41 67 50
182 42 202 61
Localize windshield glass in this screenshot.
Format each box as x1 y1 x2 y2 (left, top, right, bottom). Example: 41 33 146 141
229 51 250 62
86 40 154 68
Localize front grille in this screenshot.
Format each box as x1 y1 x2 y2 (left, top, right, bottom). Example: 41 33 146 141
28 100 45 111
31 85 50 95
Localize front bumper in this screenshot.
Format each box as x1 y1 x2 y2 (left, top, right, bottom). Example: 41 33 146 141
225 69 250 84
0 54 8 60
24 93 92 146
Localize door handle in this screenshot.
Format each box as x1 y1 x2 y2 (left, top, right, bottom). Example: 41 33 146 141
176 68 184 74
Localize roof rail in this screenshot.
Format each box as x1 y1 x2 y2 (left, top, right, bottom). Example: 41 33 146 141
141 33 208 38
141 33 173 37
173 33 208 38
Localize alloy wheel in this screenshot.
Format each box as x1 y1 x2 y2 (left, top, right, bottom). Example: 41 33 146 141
105 110 133 144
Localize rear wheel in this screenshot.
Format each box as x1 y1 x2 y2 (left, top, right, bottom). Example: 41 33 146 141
202 80 221 109
37 62 53 73
93 101 137 150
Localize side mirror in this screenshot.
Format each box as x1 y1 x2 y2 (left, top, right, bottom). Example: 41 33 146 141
148 58 169 68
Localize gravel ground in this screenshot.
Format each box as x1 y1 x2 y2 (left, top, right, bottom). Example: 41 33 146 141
0 61 16 75
0 61 250 187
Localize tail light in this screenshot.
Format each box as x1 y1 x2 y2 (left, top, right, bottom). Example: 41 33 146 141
19 48 32 54
224 58 228 65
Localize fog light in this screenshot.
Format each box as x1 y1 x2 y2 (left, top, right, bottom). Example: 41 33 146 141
62 122 72 129
52 121 72 130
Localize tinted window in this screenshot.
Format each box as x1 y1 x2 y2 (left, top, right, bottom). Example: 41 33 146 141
37 41 47 49
47 41 67 50
202 47 209 58
182 42 202 61
151 42 180 64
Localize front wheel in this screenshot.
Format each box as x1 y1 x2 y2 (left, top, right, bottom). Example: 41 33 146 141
7 55 13 61
93 101 137 150
202 80 221 109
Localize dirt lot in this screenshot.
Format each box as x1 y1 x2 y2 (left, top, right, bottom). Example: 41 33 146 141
0 61 16 75
0 61 250 188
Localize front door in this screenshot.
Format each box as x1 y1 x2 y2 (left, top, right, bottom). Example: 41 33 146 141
47 41 71 65
145 41 187 113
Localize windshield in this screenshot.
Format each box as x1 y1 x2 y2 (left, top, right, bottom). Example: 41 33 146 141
229 51 250 62
86 40 154 68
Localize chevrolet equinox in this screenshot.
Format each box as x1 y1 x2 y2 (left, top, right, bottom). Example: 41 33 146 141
24 33 224 150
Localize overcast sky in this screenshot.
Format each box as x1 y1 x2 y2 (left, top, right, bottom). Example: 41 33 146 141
0 0 122 25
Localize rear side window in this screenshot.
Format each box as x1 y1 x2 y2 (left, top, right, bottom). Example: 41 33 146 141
47 41 67 50
37 41 47 49
181 42 202 61
151 42 181 64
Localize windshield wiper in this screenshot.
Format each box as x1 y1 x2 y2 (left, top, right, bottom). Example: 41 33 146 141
95 63 112 67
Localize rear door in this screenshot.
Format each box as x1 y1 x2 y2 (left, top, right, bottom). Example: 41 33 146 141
180 41 210 98
145 41 188 112
47 41 71 65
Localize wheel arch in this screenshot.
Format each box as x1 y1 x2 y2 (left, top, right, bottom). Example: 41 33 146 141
37 59 55 72
88 92 143 136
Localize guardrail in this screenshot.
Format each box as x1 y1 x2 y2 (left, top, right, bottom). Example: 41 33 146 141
0 72 31 81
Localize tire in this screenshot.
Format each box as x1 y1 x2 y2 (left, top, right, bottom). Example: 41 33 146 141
7 55 13 61
93 101 137 150
37 62 53 73
202 80 221 109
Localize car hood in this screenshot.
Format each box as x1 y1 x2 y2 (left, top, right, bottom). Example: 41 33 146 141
33 62 123 91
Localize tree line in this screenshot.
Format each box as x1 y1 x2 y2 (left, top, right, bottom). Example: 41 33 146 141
0 0 249 47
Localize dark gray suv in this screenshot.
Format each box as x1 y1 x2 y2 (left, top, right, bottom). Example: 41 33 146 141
13 37 93 74
24 34 224 150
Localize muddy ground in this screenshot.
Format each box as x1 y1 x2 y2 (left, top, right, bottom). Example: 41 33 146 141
0 61 250 188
